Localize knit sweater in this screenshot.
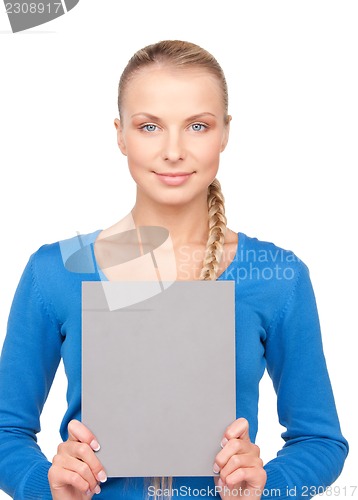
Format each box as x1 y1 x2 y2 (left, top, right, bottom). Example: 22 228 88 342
0 230 348 499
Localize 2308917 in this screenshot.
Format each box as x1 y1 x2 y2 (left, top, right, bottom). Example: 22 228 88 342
5 2 62 14
301 485 357 496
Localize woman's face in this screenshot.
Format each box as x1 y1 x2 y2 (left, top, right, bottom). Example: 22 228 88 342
114 66 230 207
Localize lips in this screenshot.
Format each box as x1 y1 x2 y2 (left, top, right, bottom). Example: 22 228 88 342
155 172 194 176
154 171 194 186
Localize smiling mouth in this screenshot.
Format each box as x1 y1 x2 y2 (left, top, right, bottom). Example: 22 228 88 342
153 171 195 186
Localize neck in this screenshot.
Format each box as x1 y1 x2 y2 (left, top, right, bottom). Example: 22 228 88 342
130 195 209 247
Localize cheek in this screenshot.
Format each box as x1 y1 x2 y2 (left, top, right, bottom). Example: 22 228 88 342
125 135 159 168
197 137 222 165
126 142 151 168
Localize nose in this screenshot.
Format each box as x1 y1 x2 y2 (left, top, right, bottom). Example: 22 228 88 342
161 130 185 162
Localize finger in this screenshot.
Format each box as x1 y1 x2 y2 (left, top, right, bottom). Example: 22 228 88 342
223 417 250 443
214 440 257 472
68 420 100 452
48 464 95 496
219 454 263 483
57 441 107 484
225 466 267 491
52 454 101 493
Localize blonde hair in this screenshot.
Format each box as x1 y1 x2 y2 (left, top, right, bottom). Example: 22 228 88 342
118 40 228 499
118 39 229 120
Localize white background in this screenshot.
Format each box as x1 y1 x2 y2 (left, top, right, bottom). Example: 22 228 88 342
0 1 357 498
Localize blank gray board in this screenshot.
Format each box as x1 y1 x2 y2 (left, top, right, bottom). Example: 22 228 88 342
82 280 236 477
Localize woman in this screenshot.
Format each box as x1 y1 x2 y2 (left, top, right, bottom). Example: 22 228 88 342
0 40 348 499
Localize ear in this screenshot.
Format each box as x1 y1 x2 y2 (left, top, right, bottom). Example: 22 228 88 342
220 115 232 152
114 118 127 156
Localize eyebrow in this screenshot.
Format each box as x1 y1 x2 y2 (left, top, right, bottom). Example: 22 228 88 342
130 112 217 121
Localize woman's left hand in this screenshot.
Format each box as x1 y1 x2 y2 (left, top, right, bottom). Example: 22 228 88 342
213 418 266 498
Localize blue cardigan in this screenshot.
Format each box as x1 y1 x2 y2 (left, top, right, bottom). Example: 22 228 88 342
0 230 348 499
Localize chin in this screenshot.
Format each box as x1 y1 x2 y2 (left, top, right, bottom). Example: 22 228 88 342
148 192 197 207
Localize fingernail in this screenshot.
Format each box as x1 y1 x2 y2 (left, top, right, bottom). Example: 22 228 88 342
90 439 101 452
86 490 92 496
220 437 228 448
217 478 225 487
94 484 101 495
97 470 107 483
213 463 220 474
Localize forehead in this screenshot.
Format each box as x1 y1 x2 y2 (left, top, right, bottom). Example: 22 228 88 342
121 66 224 116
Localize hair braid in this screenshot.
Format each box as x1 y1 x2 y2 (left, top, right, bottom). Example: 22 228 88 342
199 178 227 281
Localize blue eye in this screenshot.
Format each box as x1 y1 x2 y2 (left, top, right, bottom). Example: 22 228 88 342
191 123 207 132
142 124 158 132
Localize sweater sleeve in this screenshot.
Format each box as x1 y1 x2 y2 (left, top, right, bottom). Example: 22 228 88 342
0 251 63 499
263 259 349 499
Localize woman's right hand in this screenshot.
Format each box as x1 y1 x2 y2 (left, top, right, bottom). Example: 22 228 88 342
48 419 107 500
